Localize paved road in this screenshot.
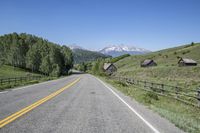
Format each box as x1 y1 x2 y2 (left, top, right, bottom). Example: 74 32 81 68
0 74 184 133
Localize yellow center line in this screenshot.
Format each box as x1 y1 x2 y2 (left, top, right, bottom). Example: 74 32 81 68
0 77 81 128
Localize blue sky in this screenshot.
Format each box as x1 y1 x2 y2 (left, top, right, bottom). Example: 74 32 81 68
0 0 200 51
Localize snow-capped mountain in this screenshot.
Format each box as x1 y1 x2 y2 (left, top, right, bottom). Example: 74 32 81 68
68 44 85 50
99 45 150 57
67 44 110 63
68 44 150 57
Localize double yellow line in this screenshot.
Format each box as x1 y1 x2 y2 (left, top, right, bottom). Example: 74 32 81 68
0 77 81 128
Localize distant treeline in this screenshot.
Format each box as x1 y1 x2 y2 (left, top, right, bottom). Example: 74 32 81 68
0 33 73 76
74 54 131 75
72 49 110 64
110 54 130 63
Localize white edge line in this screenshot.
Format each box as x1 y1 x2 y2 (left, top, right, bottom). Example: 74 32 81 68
96 77 160 133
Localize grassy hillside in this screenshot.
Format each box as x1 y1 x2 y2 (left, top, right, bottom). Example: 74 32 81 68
100 43 200 132
0 65 40 78
114 43 200 90
0 65 57 90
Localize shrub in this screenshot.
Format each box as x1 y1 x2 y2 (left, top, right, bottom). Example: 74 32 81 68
182 50 190 55
114 80 128 87
174 51 177 55
143 91 159 104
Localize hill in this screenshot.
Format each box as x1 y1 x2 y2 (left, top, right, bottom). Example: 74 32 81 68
72 49 110 64
0 65 41 78
0 33 73 76
114 43 200 89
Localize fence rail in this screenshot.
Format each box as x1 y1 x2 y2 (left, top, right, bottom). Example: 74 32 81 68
112 76 200 108
0 76 44 85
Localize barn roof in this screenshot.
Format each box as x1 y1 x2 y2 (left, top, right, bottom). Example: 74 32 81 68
141 59 154 66
103 63 113 70
179 58 197 64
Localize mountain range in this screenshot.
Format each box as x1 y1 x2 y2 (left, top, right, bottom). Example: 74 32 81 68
69 44 150 57
69 45 110 64
99 45 150 57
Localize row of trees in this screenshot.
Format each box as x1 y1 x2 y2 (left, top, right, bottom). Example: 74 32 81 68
72 49 110 64
0 33 73 76
74 58 107 76
75 54 129 75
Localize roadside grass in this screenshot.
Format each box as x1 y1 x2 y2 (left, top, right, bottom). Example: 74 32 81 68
114 66 200 91
0 77 57 91
100 76 200 133
0 65 60 91
0 65 40 78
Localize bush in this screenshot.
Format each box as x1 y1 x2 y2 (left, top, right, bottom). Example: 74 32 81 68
143 91 159 104
114 80 128 87
174 51 177 55
182 50 190 55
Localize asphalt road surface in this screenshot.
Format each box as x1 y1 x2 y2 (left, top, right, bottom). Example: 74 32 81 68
0 74 184 133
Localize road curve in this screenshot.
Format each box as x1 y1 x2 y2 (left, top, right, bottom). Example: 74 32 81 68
0 74 184 133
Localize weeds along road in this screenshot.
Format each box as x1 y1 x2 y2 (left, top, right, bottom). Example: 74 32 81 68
0 74 184 133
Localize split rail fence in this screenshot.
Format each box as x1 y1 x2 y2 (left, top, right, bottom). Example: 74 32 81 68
0 76 43 86
112 76 200 108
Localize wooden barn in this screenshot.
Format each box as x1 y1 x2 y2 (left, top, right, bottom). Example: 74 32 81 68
141 59 157 67
103 63 117 74
178 58 197 66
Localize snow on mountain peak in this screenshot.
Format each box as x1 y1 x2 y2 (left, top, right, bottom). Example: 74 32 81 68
67 44 150 57
99 44 150 57
68 44 85 50
100 44 148 52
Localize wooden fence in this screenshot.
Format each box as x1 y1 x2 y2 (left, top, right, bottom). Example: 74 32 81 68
112 76 200 108
0 76 44 85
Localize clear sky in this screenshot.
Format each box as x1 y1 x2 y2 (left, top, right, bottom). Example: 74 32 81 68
0 0 200 51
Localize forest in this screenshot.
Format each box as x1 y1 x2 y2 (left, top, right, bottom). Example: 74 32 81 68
72 48 110 64
0 33 73 77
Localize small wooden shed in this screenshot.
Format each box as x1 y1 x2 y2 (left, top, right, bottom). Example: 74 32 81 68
103 63 117 74
178 58 197 66
141 59 157 67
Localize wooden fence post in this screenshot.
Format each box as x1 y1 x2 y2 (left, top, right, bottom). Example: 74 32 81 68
175 87 179 98
14 77 16 84
161 84 164 94
151 83 154 90
144 81 146 88
197 89 200 107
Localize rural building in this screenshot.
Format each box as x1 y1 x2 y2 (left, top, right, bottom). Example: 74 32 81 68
141 59 157 67
103 63 117 74
178 58 197 66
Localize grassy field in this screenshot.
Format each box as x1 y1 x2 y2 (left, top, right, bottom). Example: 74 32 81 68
114 43 200 90
100 76 200 133
0 65 57 90
0 65 40 78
